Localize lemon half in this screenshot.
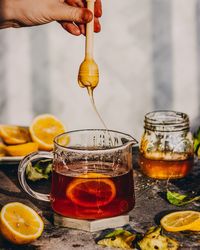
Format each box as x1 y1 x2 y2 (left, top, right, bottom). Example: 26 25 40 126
161 210 200 232
0 202 44 245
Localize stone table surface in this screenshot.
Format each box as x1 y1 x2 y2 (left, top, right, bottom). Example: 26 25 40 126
0 149 199 250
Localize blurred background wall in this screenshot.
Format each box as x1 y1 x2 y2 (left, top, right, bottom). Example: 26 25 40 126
0 0 199 141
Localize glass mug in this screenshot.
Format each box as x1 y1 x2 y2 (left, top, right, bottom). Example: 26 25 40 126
18 129 137 220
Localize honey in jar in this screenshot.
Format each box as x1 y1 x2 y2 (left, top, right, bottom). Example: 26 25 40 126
138 111 194 179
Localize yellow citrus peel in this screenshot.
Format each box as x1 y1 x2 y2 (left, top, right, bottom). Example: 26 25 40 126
29 114 65 150
161 210 200 232
66 173 116 208
0 125 30 145
0 202 44 245
5 142 38 156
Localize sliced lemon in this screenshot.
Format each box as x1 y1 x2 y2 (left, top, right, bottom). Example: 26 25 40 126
160 210 200 232
66 172 116 208
57 134 70 147
5 142 38 156
29 114 65 151
0 125 30 145
0 142 6 156
79 172 110 178
0 202 44 245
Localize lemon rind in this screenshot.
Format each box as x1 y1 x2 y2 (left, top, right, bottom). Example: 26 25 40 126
0 202 44 239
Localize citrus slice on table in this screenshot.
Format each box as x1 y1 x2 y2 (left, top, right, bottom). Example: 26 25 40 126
0 202 44 245
160 210 200 232
66 173 116 207
5 142 38 156
0 125 30 145
29 114 65 151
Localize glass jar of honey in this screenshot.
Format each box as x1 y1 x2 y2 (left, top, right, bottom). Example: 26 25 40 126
139 111 194 179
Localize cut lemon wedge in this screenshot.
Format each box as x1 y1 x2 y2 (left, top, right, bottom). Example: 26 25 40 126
0 202 44 245
29 114 65 151
66 173 116 208
5 142 38 156
0 142 6 156
0 125 30 145
57 134 70 147
160 210 200 232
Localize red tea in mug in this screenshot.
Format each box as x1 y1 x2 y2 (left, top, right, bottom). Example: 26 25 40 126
51 161 134 219
18 129 137 218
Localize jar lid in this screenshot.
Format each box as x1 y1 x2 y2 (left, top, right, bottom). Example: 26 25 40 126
144 110 190 132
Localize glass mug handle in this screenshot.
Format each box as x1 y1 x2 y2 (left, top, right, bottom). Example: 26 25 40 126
18 151 53 202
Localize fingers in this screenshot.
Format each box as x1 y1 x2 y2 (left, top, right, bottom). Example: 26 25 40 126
65 0 84 8
58 0 101 35
94 0 102 18
52 3 93 23
64 0 85 34
61 18 100 35
78 24 85 34
94 17 101 32
60 21 81 35
65 0 102 18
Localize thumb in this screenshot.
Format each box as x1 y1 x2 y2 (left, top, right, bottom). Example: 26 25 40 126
51 3 93 23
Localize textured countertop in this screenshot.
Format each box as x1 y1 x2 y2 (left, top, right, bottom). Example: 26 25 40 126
0 149 199 250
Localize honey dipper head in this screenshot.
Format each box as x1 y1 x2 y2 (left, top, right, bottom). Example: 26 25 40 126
78 58 99 89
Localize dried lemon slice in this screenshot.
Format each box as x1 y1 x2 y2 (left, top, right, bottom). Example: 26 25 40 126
0 202 44 245
160 210 200 232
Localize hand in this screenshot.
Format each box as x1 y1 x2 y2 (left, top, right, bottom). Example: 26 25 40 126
0 0 102 35
63 0 102 35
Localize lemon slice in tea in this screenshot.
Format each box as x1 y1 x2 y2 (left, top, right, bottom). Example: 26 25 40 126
66 173 116 208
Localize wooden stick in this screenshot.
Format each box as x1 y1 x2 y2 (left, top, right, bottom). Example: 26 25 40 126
78 0 98 90
85 0 96 59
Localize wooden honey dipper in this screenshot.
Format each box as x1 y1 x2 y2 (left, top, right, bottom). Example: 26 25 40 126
78 0 99 95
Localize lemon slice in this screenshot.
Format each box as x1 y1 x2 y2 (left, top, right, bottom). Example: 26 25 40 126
79 173 110 178
0 142 6 156
0 202 44 245
57 134 70 147
160 210 200 232
29 114 65 151
66 173 116 208
0 125 30 145
5 142 38 156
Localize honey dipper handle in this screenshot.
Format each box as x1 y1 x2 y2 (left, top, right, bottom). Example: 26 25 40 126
85 0 96 59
